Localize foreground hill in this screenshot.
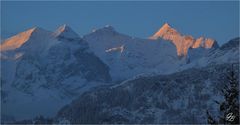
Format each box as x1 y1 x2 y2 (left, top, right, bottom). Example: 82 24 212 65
56 63 239 124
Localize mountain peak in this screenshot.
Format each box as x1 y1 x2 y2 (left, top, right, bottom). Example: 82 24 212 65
30 26 45 32
104 25 114 29
149 23 218 56
158 22 173 34
54 24 79 39
97 25 115 32
86 25 117 37
0 27 49 51
97 25 116 32
149 23 178 40
162 23 171 29
56 24 71 32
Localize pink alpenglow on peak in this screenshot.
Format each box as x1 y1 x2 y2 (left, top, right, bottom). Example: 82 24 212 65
149 23 218 56
0 27 50 52
149 23 180 40
192 37 217 49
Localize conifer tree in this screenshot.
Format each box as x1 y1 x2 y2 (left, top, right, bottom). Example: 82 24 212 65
207 64 239 124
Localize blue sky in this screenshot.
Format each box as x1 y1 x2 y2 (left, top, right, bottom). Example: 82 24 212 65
1 1 239 44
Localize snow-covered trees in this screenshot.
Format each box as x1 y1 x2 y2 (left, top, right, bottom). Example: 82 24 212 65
207 64 239 124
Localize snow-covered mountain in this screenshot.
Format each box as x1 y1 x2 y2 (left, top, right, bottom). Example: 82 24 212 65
149 23 219 57
1 23 238 123
83 25 184 81
1 25 111 121
181 37 239 69
54 37 239 124
83 24 220 81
